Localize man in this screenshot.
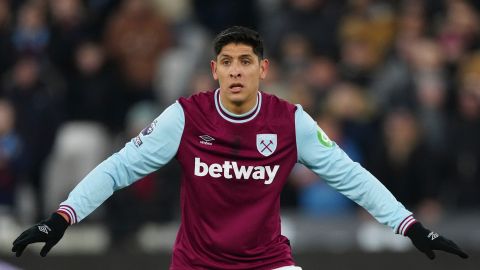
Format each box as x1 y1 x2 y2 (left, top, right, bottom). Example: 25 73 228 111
12 26 468 269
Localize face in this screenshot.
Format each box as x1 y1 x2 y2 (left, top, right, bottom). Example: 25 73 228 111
211 43 269 112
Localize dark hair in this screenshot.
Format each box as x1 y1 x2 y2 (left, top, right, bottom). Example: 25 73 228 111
213 26 264 59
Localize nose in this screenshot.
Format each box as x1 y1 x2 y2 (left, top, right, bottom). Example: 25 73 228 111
229 63 242 79
229 71 241 79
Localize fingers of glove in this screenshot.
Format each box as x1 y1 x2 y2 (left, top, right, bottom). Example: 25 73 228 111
435 238 469 259
454 249 469 259
12 236 36 248
424 249 436 260
12 232 43 248
12 244 27 257
40 239 60 257
12 229 34 246
12 228 45 257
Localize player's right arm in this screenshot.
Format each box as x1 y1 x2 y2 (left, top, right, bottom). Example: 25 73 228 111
58 102 184 224
12 102 185 257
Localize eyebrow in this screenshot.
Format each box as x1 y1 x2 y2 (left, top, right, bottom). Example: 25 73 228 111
218 54 254 59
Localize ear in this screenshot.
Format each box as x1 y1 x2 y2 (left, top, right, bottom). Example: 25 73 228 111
260 58 269 80
210 60 218 80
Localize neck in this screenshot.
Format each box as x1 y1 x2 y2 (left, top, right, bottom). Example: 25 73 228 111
219 92 258 115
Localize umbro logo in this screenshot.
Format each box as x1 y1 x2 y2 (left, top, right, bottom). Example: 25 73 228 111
427 231 439 241
38 224 51 234
199 135 215 145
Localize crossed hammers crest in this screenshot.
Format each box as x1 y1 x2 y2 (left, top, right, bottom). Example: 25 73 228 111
260 140 274 153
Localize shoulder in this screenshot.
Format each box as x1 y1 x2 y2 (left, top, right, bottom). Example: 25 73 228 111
261 91 297 114
178 90 215 107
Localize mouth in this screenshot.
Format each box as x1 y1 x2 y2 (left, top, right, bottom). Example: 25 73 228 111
229 83 244 93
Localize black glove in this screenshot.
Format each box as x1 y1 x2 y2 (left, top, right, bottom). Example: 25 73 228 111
406 222 468 259
12 212 69 257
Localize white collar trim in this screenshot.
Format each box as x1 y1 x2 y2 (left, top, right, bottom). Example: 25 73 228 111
214 88 262 123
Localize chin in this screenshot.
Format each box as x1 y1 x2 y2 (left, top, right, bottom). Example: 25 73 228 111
220 87 252 104
229 94 247 104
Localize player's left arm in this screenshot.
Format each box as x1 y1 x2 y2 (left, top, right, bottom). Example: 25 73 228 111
294 105 468 259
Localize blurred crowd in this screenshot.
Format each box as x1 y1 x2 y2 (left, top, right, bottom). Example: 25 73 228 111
1 0 480 250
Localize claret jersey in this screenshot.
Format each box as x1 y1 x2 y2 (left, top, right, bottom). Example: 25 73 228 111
173 90 297 269
58 89 413 269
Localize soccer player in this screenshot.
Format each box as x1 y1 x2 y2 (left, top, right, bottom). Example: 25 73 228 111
12 26 468 269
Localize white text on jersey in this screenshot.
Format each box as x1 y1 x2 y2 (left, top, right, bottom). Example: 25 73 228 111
194 157 279 185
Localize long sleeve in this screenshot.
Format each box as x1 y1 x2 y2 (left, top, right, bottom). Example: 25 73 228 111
57 102 185 224
294 105 414 234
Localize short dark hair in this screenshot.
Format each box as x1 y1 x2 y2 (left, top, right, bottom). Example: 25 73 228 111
213 26 264 59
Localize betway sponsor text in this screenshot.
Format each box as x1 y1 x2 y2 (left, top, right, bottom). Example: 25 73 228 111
194 157 279 185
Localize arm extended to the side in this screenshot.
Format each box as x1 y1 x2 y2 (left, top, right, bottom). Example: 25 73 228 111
294 105 468 260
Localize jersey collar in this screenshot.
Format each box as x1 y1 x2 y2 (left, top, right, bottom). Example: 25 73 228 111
214 88 262 123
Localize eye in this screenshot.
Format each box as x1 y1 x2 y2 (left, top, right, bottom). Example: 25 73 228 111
222 59 231 66
241 59 251 65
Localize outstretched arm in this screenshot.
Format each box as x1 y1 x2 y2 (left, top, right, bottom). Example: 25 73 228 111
294 105 468 259
12 102 185 257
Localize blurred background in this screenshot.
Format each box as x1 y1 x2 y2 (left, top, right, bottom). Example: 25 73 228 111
0 0 479 269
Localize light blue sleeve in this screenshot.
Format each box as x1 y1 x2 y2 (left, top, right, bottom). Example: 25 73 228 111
59 102 185 223
295 105 412 233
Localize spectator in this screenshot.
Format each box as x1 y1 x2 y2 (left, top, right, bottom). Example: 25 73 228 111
338 36 379 86
366 108 441 211
321 82 375 152
437 0 480 65
67 41 126 132
2 56 64 219
153 24 210 106
279 33 313 80
152 0 192 25
408 39 450 152
82 0 121 36
261 0 344 59
47 0 94 77
369 0 428 111
11 2 50 57
193 0 258 34
0 99 23 213
104 0 172 105
446 51 480 208
0 0 14 75
305 56 338 102
338 0 396 86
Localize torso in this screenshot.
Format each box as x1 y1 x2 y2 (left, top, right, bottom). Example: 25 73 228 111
172 89 298 269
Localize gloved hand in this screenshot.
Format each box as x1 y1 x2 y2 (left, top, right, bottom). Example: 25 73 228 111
406 222 469 259
12 212 69 257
